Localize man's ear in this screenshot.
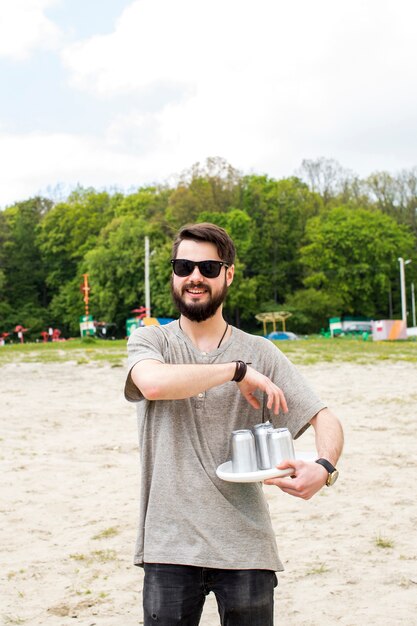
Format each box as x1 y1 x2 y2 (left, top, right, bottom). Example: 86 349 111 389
226 264 235 287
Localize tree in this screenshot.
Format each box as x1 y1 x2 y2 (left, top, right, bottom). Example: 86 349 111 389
297 157 354 205
242 175 321 307
115 186 171 228
392 168 417 235
148 239 178 319
166 157 243 228
1 197 52 335
365 171 398 213
364 169 417 236
299 206 415 319
283 288 344 334
0 210 9 295
2 158 416 339
37 188 118 294
84 215 172 333
48 277 87 336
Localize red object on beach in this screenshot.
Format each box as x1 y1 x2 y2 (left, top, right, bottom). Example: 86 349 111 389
131 306 149 319
14 325 29 343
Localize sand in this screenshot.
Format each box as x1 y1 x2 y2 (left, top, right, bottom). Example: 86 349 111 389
1 358 416 626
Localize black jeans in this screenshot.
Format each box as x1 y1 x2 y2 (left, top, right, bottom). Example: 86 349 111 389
143 563 278 626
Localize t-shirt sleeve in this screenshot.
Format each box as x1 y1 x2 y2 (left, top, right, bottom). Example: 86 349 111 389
124 327 166 403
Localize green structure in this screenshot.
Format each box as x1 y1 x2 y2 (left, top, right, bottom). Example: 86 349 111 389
79 314 95 337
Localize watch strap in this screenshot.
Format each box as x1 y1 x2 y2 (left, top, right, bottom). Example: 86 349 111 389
315 458 336 474
316 458 339 486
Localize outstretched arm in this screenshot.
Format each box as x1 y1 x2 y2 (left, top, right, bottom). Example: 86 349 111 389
264 407 344 498
130 360 288 415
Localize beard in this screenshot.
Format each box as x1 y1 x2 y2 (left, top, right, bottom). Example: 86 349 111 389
171 276 229 322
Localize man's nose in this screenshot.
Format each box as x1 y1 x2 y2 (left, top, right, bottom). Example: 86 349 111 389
188 264 205 281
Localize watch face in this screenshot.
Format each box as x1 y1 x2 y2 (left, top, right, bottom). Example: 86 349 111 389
326 469 339 486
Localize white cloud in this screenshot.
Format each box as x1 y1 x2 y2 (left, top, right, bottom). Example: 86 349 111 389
58 0 417 177
61 0 416 104
2 1 417 206
0 0 61 60
0 131 133 205
0 129 193 207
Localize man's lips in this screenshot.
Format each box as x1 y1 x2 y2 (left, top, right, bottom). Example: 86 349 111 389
183 283 211 296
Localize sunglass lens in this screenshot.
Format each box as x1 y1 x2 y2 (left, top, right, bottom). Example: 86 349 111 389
173 260 194 276
200 261 221 278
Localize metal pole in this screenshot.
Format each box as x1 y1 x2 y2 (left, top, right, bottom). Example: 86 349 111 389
398 258 407 324
398 257 412 326
145 236 151 317
412 282 416 327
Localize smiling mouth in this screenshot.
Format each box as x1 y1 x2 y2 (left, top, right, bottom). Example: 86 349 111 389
186 288 207 295
183 283 210 296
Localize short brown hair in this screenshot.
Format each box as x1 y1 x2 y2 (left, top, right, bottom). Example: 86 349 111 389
172 222 236 265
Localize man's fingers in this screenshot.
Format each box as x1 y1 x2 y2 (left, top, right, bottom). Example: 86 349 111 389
271 384 288 414
265 384 288 415
239 370 288 414
277 459 300 471
264 476 296 489
278 389 288 413
244 392 260 410
265 387 278 413
266 389 278 412
268 386 288 414
264 460 303 485
264 460 318 499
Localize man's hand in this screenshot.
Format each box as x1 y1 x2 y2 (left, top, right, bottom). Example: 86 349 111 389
237 365 288 415
263 459 328 499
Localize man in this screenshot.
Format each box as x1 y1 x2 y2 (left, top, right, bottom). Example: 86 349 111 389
124 222 343 626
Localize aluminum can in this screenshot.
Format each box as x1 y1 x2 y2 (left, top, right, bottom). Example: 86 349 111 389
231 429 258 473
267 428 295 466
253 421 274 469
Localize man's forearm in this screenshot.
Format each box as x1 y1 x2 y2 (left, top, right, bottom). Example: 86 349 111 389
310 408 344 465
131 360 236 400
264 408 343 497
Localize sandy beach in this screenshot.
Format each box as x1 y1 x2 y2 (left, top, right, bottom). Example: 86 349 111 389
1 357 416 625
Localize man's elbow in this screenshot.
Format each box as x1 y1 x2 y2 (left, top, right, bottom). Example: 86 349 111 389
141 384 164 401
131 367 164 401
131 375 163 401
130 361 166 400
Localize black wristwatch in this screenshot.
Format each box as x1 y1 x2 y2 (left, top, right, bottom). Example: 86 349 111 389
315 458 339 486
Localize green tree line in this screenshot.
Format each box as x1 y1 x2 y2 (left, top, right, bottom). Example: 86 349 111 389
1 157 416 340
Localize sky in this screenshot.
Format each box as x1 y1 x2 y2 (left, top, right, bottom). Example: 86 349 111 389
1 0 417 208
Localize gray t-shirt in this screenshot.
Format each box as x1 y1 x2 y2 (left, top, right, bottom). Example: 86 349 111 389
124 321 325 571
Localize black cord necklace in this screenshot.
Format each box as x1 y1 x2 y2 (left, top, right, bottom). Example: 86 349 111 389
216 322 229 348
179 319 229 349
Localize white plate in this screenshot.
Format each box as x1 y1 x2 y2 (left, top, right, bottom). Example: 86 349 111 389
216 452 317 483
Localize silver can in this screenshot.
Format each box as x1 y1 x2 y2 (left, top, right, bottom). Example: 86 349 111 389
267 428 295 467
231 429 258 473
253 421 274 469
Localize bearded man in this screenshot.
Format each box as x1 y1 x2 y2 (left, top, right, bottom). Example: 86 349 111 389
124 222 343 626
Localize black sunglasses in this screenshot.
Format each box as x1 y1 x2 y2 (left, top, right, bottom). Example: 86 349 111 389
171 259 229 278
